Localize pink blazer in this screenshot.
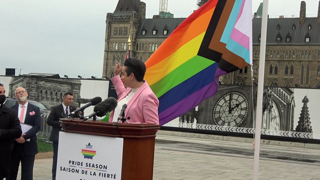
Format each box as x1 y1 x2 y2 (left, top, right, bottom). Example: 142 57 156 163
109 75 159 125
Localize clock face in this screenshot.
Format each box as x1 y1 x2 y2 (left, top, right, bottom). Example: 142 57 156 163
212 92 249 127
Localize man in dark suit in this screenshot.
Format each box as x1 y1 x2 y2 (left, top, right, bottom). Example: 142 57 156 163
8 87 41 180
0 84 22 180
47 92 76 180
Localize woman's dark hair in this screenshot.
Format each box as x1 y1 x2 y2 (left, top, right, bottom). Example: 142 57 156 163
124 58 146 82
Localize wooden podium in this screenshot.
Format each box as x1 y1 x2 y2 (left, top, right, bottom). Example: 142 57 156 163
60 118 160 180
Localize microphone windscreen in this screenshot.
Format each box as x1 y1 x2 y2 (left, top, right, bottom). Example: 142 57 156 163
93 97 118 117
104 97 118 112
90 97 102 105
93 105 105 117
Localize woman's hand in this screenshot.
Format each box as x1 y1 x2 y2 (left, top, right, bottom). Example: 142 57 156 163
114 61 122 76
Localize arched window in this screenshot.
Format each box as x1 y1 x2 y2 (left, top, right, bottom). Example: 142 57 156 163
292 51 296 58
289 51 292 58
152 44 155 51
305 33 311 43
318 51 320 59
286 33 291 43
276 33 282 42
269 65 273 74
301 51 304 59
290 65 294 75
285 51 288 58
273 50 276 58
285 66 289 75
275 66 278 74
305 51 308 59
113 55 116 65
286 83 291 87
39 90 42 100
277 51 280 58
121 55 124 65
301 65 304 85
308 51 312 59
306 65 310 85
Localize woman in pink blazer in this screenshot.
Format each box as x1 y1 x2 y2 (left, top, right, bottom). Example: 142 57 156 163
109 58 159 125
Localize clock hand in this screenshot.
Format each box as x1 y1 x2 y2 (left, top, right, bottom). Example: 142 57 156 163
230 103 241 113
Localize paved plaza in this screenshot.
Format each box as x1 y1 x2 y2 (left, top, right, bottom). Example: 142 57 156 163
15 131 320 180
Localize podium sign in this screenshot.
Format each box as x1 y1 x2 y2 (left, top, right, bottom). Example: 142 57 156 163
56 132 123 180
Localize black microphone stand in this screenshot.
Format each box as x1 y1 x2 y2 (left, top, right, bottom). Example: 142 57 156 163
118 110 130 123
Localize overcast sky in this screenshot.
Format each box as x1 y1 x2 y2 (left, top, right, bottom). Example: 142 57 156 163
0 0 319 78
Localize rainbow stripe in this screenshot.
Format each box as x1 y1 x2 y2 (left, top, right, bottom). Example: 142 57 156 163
81 149 96 159
145 0 252 125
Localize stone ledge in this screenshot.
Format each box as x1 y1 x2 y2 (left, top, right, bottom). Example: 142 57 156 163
157 130 320 149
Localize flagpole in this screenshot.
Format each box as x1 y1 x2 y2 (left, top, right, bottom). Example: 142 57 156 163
253 0 268 180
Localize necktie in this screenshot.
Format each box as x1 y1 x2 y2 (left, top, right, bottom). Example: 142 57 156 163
66 106 69 116
20 105 25 123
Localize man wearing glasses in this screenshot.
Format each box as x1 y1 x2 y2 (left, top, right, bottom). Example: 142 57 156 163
0 83 21 180
7 87 41 180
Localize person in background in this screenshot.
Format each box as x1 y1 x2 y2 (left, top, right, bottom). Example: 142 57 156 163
8 87 41 180
109 58 159 124
47 92 76 180
0 83 22 180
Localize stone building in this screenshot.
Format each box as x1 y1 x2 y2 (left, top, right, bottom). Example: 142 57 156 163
103 0 320 89
102 0 184 78
223 1 320 88
9 74 81 109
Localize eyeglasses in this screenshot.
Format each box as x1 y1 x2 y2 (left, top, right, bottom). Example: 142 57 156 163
16 90 25 95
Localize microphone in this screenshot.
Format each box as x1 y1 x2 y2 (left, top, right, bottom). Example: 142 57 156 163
85 97 118 120
118 104 128 123
71 97 102 116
